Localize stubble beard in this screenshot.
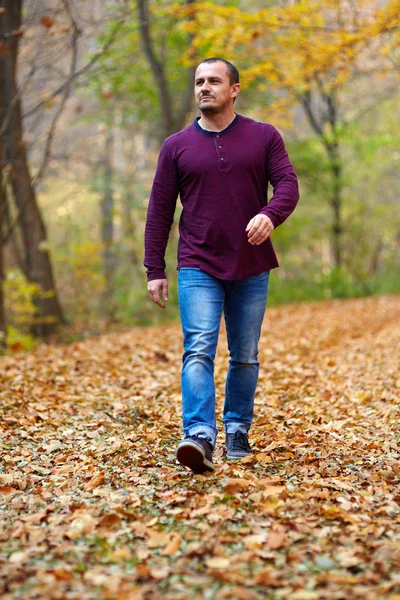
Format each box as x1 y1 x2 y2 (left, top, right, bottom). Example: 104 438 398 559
198 98 230 115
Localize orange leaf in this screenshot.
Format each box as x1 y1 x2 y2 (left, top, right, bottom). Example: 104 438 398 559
40 16 54 28
98 513 121 528
85 471 105 490
263 485 285 497
224 478 251 494
255 568 282 587
146 530 173 549
161 534 181 556
254 452 272 463
267 531 286 549
53 567 74 581
10 342 24 353
0 486 18 495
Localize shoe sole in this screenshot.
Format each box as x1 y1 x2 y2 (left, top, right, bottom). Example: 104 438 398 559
176 440 214 474
226 453 252 460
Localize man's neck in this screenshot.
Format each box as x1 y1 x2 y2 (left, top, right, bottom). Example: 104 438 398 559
198 110 237 133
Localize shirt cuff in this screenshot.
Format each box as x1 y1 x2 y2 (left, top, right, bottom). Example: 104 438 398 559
147 269 167 282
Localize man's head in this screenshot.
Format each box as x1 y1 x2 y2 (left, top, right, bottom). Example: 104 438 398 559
194 58 241 114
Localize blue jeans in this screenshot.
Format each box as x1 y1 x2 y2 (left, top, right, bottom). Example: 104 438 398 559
178 268 270 447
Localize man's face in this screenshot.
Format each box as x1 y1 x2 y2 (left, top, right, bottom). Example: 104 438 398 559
194 61 240 114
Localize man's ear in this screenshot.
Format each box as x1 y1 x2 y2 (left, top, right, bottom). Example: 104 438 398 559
232 83 241 98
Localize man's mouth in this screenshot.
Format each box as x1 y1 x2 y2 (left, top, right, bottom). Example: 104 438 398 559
200 96 214 100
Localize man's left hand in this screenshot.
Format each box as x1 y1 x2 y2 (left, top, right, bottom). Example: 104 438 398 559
245 214 274 245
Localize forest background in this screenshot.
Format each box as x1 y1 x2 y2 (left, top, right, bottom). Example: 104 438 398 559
0 0 399 351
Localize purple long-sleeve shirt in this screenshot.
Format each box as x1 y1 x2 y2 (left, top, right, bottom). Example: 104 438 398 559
144 114 299 281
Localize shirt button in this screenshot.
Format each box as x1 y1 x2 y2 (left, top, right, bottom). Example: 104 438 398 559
220 157 225 161
218 145 222 148
216 134 220 138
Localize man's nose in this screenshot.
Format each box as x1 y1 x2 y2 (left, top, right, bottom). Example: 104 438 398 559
200 81 211 93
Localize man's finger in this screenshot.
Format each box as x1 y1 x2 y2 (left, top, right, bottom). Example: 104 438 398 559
149 285 166 308
248 227 271 245
162 280 169 302
247 223 260 238
152 292 166 309
245 217 255 232
248 223 267 239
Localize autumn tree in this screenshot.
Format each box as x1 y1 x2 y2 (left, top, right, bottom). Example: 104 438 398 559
0 0 66 336
67 0 199 321
176 0 400 270
0 0 129 338
137 0 196 140
0 170 5 349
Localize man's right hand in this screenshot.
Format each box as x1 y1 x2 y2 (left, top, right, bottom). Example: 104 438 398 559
148 279 169 309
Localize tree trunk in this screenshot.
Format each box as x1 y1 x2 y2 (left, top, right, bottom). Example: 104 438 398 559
0 0 64 337
300 89 344 270
328 142 342 269
101 126 115 321
137 0 196 139
0 172 6 350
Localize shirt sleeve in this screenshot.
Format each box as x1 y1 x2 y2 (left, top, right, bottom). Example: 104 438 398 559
260 125 299 228
144 140 179 282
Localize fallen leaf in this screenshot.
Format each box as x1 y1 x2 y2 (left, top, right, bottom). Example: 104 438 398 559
224 478 251 494
98 513 122 528
262 485 285 497
84 471 105 490
254 568 282 587
267 530 286 549
205 557 231 569
146 530 173 549
161 534 181 555
243 533 268 550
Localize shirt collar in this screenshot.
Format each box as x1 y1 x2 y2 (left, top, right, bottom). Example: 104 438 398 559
193 113 240 136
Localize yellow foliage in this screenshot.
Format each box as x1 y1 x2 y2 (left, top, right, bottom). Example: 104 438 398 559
4 270 41 326
55 240 105 323
174 0 400 111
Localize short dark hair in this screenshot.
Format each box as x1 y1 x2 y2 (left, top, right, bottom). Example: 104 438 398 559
198 58 240 85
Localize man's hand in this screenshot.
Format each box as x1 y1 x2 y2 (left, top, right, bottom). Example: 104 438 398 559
148 279 168 309
245 214 274 245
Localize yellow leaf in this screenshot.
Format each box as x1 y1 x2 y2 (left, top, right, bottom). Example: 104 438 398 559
263 485 285 497
205 557 231 569
243 533 268 550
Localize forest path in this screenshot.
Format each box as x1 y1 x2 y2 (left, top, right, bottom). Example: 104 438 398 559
1 296 399 600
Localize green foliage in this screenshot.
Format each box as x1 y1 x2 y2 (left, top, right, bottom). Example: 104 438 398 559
87 0 197 133
56 239 105 325
6 326 39 353
3 270 41 351
4 270 40 325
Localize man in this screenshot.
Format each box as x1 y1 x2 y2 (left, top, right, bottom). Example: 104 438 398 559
144 58 299 474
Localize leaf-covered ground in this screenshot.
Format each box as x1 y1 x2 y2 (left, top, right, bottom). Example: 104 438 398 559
1 296 399 600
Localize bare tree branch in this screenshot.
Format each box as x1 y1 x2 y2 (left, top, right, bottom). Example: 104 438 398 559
32 0 81 186
137 0 173 137
15 15 128 126
0 63 36 139
343 86 400 127
175 0 196 131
